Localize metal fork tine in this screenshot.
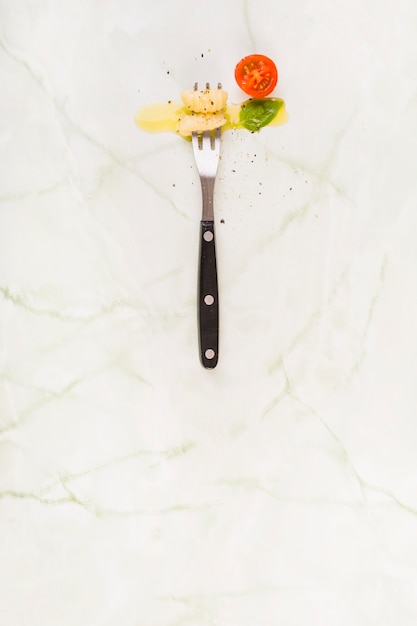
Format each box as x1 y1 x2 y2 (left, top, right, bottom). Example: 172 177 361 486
202 131 211 151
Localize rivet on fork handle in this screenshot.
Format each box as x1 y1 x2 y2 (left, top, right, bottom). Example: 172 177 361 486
198 220 219 369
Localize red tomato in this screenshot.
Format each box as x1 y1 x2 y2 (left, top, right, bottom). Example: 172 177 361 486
234 54 278 97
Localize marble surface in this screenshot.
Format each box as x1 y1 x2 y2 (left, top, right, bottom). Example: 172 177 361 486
1 0 417 624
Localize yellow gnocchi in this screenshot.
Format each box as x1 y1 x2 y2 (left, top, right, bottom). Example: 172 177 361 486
181 88 228 114
178 111 227 136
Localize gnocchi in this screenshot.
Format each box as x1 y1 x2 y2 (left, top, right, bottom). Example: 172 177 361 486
181 88 228 114
178 111 227 136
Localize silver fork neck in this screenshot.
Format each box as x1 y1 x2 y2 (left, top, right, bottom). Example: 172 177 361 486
200 177 215 221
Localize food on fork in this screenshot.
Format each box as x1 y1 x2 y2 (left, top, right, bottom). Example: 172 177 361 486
181 87 228 113
179 111 227 136
178 83 227 135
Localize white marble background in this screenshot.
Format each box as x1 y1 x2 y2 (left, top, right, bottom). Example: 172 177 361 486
1 0 417 624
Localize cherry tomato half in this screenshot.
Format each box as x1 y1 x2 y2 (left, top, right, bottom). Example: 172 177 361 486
234 54 278 97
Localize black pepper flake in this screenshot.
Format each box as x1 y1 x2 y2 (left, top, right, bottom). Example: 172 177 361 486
220 219 225 224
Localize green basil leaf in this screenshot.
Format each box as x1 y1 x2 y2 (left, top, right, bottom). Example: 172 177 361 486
239 98 283 132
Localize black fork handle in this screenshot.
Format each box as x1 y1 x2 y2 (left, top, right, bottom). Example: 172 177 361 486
198 220 219 369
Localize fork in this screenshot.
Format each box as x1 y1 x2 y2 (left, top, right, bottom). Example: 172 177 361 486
191 82 222 369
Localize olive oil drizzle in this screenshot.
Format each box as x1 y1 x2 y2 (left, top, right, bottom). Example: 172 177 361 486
135 98 288 137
